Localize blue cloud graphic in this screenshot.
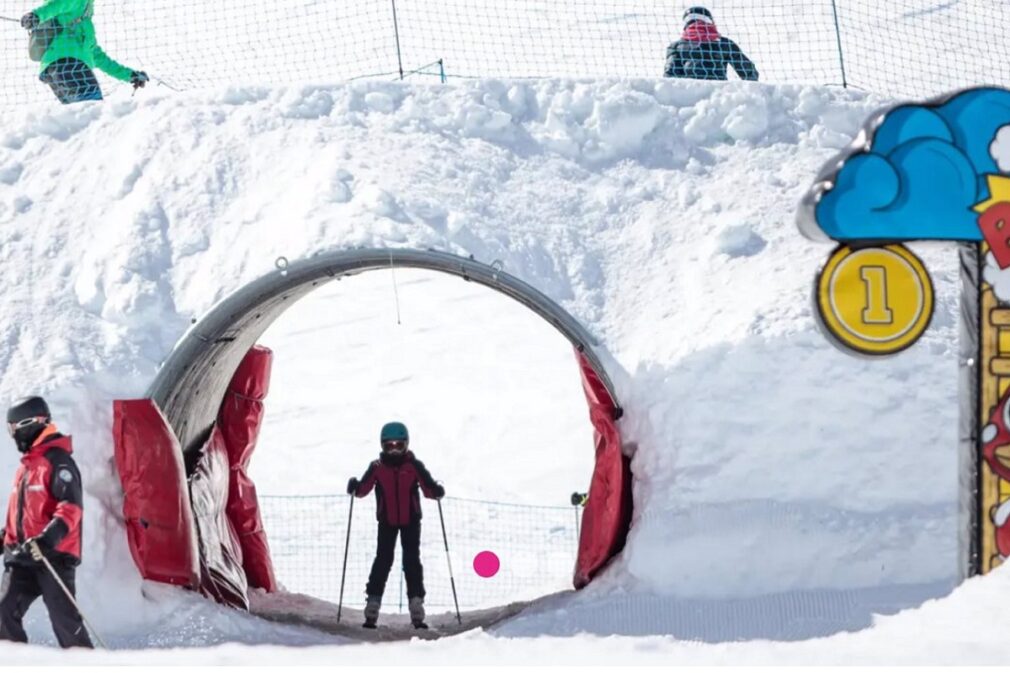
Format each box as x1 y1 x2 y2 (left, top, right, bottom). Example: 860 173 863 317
812 88 1010 242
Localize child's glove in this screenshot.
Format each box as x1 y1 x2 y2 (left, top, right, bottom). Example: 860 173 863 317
432 484 445 499
346 477 360 495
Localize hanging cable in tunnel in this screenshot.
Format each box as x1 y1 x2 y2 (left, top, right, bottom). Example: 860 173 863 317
389 250 402 325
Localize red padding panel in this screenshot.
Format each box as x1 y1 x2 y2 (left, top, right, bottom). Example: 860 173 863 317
112 399 199 588
219 345 278 592
190 426 249 610
573 350 633 588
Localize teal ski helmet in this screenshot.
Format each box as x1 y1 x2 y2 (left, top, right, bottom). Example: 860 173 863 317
380 422 409 444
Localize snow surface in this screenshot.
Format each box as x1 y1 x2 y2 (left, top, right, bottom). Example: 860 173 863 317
0 70 987 661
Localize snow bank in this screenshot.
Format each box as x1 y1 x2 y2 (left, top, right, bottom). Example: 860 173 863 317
0 77 966 649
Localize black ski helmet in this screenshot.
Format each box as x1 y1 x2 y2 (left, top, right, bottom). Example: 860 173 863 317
683 6 715 26
7 396 52 453
7 396 51 425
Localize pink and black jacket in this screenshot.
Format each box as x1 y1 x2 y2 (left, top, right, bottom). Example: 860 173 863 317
664 21 758 81
353 451 441 527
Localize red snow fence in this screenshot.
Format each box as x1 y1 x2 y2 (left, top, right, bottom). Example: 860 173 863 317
574 350 633 588
112 399 200 589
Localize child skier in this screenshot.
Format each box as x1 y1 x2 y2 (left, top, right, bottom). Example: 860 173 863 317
347 422 445 629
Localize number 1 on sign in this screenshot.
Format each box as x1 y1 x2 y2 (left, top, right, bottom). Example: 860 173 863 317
860 266 893 324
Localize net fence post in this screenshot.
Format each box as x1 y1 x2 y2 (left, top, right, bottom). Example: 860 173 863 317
829 0 848 88
570 492 586 556
390 0 405 80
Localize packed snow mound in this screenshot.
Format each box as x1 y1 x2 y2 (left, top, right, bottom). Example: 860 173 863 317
0 78 963 645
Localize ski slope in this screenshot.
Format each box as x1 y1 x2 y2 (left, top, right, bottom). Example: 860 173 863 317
252 269 596 505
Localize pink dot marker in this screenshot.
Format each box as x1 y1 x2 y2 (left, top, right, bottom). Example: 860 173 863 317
473 551 500 578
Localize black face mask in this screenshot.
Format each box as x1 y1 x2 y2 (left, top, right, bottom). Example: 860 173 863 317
12 423 44 454
380 450 407 466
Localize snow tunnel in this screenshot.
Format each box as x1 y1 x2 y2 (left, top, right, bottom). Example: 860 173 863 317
113 248 632 614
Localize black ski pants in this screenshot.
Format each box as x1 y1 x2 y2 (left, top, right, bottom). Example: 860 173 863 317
365 520 425 600
0 562 93 648
40 58 103 104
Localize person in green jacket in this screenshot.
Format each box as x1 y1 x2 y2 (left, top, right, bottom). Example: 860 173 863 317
20 0 148 104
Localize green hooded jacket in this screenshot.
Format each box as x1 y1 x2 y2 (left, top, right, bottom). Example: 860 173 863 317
32 0 133 82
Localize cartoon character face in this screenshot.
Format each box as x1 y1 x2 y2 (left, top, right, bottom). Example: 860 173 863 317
982 386 1010 562
994 499 1010 561
982 386 1010 484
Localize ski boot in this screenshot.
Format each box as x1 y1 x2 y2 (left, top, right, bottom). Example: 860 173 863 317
363 595 381 629
409 596 428 630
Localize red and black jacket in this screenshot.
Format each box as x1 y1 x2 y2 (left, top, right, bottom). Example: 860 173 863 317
3 429 83 567
353 451 440 527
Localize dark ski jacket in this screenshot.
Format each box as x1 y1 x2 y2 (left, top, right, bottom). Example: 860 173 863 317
353 451 440 527
3 428 84 567
664 22 759 81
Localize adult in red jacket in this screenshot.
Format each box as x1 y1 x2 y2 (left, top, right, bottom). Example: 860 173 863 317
0 396 92 649
347 421 444 629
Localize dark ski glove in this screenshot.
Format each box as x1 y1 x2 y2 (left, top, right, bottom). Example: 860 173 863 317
346 477 360 495
10 536 47 564
130 71 149 89
24 537 47 562
432 484 445 499
20 12 39 30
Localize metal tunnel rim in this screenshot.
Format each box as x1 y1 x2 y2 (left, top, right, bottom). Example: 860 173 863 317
147 247 620 451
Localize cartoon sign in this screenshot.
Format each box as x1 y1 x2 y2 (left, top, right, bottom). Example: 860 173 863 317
800 87 1010 247
981 385 1010 567
814 245 933 356
798 86 1010 576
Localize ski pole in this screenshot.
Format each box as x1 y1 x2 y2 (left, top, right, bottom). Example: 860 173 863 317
29 541 108 649
570 492 587 543
153 77 181 92
0 16 20 23
436 499 462 625
336 494 355 623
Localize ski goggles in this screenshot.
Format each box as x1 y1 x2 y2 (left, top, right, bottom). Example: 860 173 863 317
7 417 46 437
382 440 408 452
683 10 715 25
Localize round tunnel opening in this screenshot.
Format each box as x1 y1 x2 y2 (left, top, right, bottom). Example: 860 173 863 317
142 248 632 625
251 267 599 616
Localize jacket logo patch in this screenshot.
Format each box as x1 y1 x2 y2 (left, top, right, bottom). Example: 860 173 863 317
58 469 74 483
27 485 45 492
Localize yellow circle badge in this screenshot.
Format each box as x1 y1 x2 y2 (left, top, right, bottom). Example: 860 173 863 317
815 245 934 356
